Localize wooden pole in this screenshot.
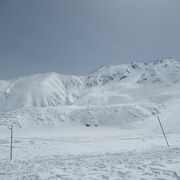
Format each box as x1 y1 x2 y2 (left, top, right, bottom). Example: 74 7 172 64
10 124 13 160
157 115 169 147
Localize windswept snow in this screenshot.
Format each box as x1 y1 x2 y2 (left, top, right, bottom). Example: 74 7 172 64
0 73 84 112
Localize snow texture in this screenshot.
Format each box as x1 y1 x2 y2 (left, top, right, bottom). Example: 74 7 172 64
0 58 180 180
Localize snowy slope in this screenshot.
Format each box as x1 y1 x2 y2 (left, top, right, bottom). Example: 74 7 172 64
0 73 84 111
0 58 180 132
1 58 180 180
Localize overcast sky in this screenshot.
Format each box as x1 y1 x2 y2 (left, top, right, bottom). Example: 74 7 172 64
0 0 180 79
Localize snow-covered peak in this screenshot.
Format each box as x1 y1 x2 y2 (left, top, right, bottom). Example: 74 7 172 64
0 58 180 112
0 72 84 111
86 58 180 87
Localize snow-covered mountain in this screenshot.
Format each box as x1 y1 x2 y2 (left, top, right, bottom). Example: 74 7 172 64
0 73 84 111
0 58 180 132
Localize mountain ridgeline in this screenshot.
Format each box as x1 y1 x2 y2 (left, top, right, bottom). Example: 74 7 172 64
0 59 180 111
0 58 180 131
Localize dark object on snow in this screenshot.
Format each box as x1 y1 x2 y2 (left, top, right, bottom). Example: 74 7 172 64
10 124 13 160
85 124 91 127
157 115 170 147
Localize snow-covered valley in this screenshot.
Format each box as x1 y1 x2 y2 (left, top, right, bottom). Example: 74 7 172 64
0 58 180 179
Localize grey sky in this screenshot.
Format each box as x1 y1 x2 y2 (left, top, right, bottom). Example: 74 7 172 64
0 0 180 80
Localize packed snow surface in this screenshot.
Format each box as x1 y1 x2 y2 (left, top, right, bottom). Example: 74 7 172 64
0 127 180 180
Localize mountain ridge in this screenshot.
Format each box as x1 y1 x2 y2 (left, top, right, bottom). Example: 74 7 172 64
0 58 180 132
0 58 180 112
